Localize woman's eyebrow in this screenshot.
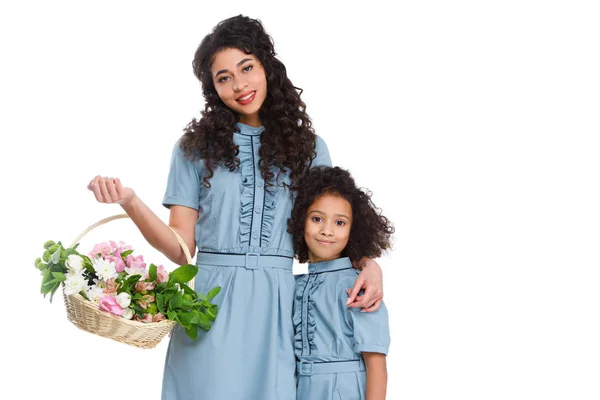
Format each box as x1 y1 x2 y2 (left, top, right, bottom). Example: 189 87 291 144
214 58 253 78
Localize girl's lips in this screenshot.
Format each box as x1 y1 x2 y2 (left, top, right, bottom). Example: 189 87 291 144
236 91 256 105
316 239 335 245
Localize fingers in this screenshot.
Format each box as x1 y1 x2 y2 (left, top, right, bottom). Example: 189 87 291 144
88 176 122 204
360 299 382 313
106 178 119 200
346 277 365 305
88 176 104 202
98 177 111 202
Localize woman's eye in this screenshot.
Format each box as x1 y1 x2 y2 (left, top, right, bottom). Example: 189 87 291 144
243 65 253 72
218 76 230 83
336 220 346 226
312 216 322 223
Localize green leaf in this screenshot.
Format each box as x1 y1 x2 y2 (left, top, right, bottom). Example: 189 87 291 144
156 293 165 314
43 240 56 250
120 249 134 259
170 291 183 309
170 264 198 285
206 286 221 302
148 264 157 281
184 325 198 341
167 310 178 321
50 245 62 264
179 282 196 296
51 272 66 282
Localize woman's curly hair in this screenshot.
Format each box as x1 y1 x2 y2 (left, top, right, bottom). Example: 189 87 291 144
180 15 317 188
288 166 395 263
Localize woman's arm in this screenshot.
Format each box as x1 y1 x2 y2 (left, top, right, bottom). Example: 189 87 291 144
88 176 197 265
347 258 384 312
363 352 387 400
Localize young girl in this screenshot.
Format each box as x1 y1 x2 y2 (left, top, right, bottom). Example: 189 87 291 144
87 15 385 400
288 166 394 400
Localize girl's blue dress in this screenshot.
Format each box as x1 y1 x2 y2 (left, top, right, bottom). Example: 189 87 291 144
294 257 390 400
160 122 331 400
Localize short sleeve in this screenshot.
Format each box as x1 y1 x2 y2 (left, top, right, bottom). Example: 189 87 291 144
312 135 332 167
346 299 391 355
162 140 202 210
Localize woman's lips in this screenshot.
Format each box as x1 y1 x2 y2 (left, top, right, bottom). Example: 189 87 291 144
236 91 256 105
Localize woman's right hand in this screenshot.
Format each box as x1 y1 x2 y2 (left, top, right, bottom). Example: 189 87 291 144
87 176 136 206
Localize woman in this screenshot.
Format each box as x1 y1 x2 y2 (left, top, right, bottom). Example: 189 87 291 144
88 15 384 400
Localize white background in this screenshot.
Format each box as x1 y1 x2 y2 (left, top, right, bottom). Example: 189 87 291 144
1 0 599 399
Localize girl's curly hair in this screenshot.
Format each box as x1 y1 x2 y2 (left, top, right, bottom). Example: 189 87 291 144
288 166 395 263
180 15 317 188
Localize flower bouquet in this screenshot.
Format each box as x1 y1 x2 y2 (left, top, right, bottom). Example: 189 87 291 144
35 214 220 348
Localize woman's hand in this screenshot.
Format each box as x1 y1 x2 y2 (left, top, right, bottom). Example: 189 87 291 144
346 258 383 312
88 176 136 206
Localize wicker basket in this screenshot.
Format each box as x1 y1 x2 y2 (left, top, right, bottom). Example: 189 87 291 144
62 213 194 349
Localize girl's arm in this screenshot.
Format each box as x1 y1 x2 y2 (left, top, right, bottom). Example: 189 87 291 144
88 176 197 265
363 352 387 400
347 258 384 312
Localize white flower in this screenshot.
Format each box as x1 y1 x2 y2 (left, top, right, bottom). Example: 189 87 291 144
93 257 117 281
116 292 131 308
65 254 84 275
86 285 105 305
64 273 88 295
121 308 134 320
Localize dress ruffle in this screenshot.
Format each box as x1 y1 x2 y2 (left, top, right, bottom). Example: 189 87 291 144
259 186 278 247
293 273 325 355
238 144 254 245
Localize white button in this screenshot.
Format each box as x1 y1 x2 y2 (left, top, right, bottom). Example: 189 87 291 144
257 181 264 188
253 137 260 143
252 232 259 239
255 207 261 214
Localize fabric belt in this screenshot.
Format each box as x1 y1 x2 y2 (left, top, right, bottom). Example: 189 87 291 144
296 359 365 376
197 252 293 270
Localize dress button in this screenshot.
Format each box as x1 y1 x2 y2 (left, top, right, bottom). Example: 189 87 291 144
257 181 264 188
253 137 260 144
252 232 259 239
255 207 261 214
309 266 316 273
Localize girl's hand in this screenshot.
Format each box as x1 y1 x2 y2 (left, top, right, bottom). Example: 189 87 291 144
87 176 136 206
346 258 383 312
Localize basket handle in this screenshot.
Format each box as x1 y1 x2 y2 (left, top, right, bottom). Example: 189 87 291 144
69 213 195 289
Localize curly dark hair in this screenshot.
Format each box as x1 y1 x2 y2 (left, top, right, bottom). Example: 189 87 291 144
180 15 317 188
287 166 395 263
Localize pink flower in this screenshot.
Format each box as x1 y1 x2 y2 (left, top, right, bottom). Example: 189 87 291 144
103 278 118 296
134 313 153 323
99 295 124 316
156 265 169 284
152 313 165 322
89 242 115 258
138 294 155 309
107 255 126 273
135 281 155 293
113 241 133 258
126 254 146 270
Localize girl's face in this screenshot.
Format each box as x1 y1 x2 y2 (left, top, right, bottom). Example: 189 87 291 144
304 194 353 264
211 47 267 127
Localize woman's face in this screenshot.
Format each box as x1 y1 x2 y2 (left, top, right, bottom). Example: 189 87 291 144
211 47 267 127
304 194 353 264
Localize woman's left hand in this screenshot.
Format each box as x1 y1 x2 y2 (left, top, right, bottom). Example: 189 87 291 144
346 258 383 312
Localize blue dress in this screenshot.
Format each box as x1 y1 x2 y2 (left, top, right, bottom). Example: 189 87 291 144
161 122 331 400
294 257 390 400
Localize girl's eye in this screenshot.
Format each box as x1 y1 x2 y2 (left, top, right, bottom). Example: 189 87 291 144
311 216 322 223
243 65 253 72
217 76 230 83
335 220 346 226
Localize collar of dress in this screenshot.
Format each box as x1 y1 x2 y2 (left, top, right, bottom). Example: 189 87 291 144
308 257 354 273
